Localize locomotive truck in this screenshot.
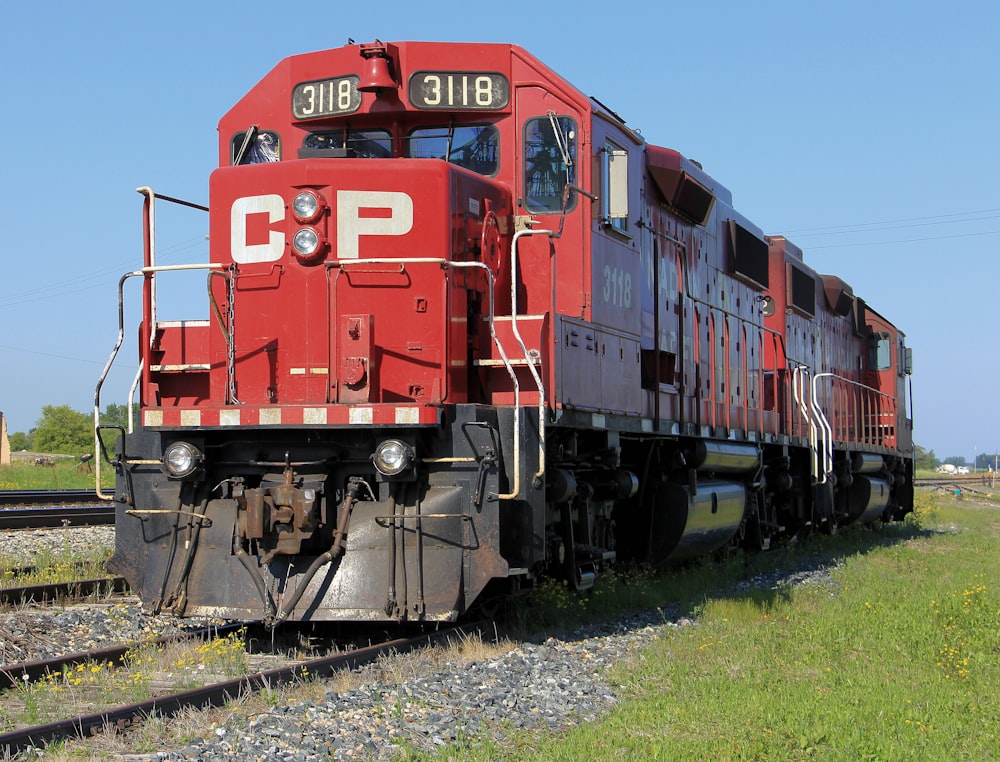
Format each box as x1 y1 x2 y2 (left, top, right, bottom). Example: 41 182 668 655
95 40 914 626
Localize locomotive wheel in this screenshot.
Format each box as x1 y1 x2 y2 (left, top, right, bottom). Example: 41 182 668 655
745 516 772 552
472 594 505 619
745 491 773 551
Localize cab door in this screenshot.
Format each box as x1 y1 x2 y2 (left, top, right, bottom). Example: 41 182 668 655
515 85 587 319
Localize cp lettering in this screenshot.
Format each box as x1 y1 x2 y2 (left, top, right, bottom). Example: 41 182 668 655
230 191 413 264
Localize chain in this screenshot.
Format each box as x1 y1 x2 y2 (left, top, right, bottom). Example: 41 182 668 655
227 267 240 404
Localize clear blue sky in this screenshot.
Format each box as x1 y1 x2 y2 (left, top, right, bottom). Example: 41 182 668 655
1 1 996 462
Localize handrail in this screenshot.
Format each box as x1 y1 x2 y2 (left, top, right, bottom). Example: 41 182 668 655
93 264 223 501
507 228 555 494
94 269 142 501
810 374 835 482
792 366 820 482
811 372 898 451
331 246 550 500
95 189 210 500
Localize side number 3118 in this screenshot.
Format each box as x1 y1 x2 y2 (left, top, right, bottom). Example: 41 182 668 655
602 265 632 308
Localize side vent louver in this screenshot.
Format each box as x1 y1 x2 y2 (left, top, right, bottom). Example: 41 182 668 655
727 220 769 290
787 264 816 317
820 274 854 317
672 174 715 225
646 145 716 225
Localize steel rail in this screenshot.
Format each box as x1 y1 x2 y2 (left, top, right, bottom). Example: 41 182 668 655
0 490 106 508
0 505 115 530
0 622 486 756
0 623 246 691
0 577 128 608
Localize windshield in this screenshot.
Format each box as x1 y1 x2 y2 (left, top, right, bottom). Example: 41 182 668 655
300 129 392 158
406 124 499 176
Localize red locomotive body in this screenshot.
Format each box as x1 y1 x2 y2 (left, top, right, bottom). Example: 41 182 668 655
97 41 914 624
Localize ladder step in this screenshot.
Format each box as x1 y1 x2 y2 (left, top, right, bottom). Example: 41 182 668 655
150 364 211 372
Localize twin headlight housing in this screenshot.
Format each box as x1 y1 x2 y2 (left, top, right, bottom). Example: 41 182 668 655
162 438 416 481
290 190 328 262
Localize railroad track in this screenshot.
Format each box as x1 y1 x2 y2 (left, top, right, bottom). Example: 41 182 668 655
0 623 247 691
0 489 106 508
0 623 484 756
0 491 115 530
915 478 998 494
0 576 128 608
0 505 115 531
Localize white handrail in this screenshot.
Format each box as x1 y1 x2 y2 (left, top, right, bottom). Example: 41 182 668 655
334 257 521 497
507 228 554 493
792 366 819 482
810 373 835 482
93 263 224 501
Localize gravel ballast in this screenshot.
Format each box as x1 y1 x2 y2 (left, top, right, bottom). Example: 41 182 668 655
0 526 224 665
1 524 842 760
142 558 842 761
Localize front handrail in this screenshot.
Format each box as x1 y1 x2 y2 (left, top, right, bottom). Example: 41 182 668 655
95 189 212 501
326 252 554 500
93 264 223 501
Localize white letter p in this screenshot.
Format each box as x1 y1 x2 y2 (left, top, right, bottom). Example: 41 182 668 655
336 191 413 259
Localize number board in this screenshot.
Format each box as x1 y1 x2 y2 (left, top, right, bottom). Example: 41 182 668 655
408 71 510 110
292 76 362 119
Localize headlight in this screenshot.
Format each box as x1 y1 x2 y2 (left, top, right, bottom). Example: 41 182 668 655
162 441 203 479
292 227 322 258
373 439 414 476
292 190 325 223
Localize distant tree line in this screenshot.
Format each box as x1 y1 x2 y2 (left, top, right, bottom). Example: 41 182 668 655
914 444 938 471
913 446 1000 472
8 404 133 456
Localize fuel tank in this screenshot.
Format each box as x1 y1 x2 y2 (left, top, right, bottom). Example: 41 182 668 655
847 475 891 525
649 479 746 563
690 441 761 474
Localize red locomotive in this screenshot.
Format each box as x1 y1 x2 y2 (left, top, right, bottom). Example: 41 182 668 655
95 40 914 625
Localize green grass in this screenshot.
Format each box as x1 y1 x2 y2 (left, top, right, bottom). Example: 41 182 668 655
0 541 113 588
452 491 1000 760
0 460 112 491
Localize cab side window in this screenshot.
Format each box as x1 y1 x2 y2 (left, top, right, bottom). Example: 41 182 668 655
523 115 577 213
231 130 281 165
602 140 628 234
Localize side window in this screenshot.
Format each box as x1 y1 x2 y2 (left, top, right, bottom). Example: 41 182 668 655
602 140 628 233
523 115 577 213
406 124 499 176
869 332 891 371
301 129 392 158
231 130 281 165
900 341 913 376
